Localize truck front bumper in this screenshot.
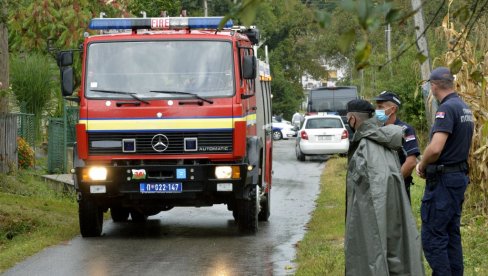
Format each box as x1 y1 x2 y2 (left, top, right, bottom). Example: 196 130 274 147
75 163 252 206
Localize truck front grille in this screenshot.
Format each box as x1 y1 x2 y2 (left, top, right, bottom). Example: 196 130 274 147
88 131 233 155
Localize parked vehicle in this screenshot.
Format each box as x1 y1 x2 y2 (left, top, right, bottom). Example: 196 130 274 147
306 86 358 118
295 115 349 161
272 117 297 140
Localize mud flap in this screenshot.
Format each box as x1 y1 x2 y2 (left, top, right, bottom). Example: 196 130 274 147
242 136 262 200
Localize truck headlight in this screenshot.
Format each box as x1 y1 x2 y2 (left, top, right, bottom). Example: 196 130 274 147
215 166 240 179
88 167 107 181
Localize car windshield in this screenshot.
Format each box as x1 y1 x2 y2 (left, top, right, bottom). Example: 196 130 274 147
306 118 343 129
85 41 234 99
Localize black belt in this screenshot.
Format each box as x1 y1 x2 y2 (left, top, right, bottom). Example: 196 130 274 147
426 162 468 175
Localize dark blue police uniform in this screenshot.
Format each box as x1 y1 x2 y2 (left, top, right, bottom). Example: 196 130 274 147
421 93 474 276
394 118 420 201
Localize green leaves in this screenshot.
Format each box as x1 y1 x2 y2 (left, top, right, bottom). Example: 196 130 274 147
219 0 262 29
470 70 484 83
415 52 428 64
449 58 463 74
338 29 356 54
354 40 372 70
385 8 402 24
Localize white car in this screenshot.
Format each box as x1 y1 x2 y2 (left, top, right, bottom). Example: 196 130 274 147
295 115 349 161
272 117 297 140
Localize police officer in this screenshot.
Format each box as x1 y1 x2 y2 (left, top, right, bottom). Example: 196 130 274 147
416 67 474 276
374 91 420 203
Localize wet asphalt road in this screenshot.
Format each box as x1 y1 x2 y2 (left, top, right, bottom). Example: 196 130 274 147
4 139 327 276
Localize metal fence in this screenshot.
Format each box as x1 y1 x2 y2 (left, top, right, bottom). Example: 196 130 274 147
47 118 65 173
47 104 79 173
16 113 35 147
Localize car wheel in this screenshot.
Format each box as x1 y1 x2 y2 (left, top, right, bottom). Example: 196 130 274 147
110 207 129 222
79 198 103 237
237 187 258 234
296 144 306 161
272 130 283 141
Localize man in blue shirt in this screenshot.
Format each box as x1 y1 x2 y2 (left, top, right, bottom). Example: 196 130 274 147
375 91 420 202
416 67 474 276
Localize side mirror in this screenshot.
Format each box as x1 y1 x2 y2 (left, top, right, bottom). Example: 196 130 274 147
57 51 73 67
61 67 74 96
242 55 257 80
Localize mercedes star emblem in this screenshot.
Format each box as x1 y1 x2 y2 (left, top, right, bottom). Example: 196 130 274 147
151 134 169 152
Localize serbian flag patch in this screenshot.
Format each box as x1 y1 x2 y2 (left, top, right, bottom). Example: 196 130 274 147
405 135 416 142
435 112 445 119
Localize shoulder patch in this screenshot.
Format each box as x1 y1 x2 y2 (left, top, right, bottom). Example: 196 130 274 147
435 112 445 119
405 135 416 142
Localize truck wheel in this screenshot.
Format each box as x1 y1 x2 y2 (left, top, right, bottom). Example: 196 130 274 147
130 210 148 222
111 207 129 222
258 189 271 221
232 209 239 222
79 199 103 237
237 187 258 234
272 130 283 141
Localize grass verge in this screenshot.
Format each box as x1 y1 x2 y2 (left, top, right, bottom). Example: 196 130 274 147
0 171 78 273
295 156 488 275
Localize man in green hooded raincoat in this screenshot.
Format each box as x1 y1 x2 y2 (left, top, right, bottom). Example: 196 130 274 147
345 99 424 276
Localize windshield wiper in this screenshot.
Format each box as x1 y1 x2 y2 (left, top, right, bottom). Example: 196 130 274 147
149 90 213 104
91 89 150 105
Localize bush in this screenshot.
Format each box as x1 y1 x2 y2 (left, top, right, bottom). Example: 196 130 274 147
17 137 34 169
10 53 57 141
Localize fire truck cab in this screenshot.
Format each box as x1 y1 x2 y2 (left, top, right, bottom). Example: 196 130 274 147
57 16 273 237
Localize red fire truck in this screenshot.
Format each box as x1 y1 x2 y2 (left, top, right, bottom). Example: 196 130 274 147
57 16 273 237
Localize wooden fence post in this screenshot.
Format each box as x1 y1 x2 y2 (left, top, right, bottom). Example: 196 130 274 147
0 114 18 173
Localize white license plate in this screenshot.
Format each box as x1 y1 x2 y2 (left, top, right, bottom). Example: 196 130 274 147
140 183 182 193
317 135 333 141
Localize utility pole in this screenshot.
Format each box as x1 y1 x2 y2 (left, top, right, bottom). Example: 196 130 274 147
204 0 208 17
385 24 392 77
411 0 436 128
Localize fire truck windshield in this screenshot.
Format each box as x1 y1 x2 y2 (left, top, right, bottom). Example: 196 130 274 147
85 40 234 99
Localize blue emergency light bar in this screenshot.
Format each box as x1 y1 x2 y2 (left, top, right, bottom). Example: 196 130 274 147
89 17 233 30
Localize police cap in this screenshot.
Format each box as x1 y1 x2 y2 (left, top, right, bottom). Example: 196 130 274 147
429 67 454 81
374 91 402 107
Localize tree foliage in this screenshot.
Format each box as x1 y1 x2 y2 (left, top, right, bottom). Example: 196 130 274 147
127 0 181 17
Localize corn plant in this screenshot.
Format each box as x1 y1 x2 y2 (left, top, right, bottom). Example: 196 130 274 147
436 14 488 216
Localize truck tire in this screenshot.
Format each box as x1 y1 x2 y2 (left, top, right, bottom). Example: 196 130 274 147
111 207 129 222
237 187 258 234
79 199 103 237
258 190 271 221
130 210 148 222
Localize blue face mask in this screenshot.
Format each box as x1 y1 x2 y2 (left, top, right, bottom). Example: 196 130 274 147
375 109 389 123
